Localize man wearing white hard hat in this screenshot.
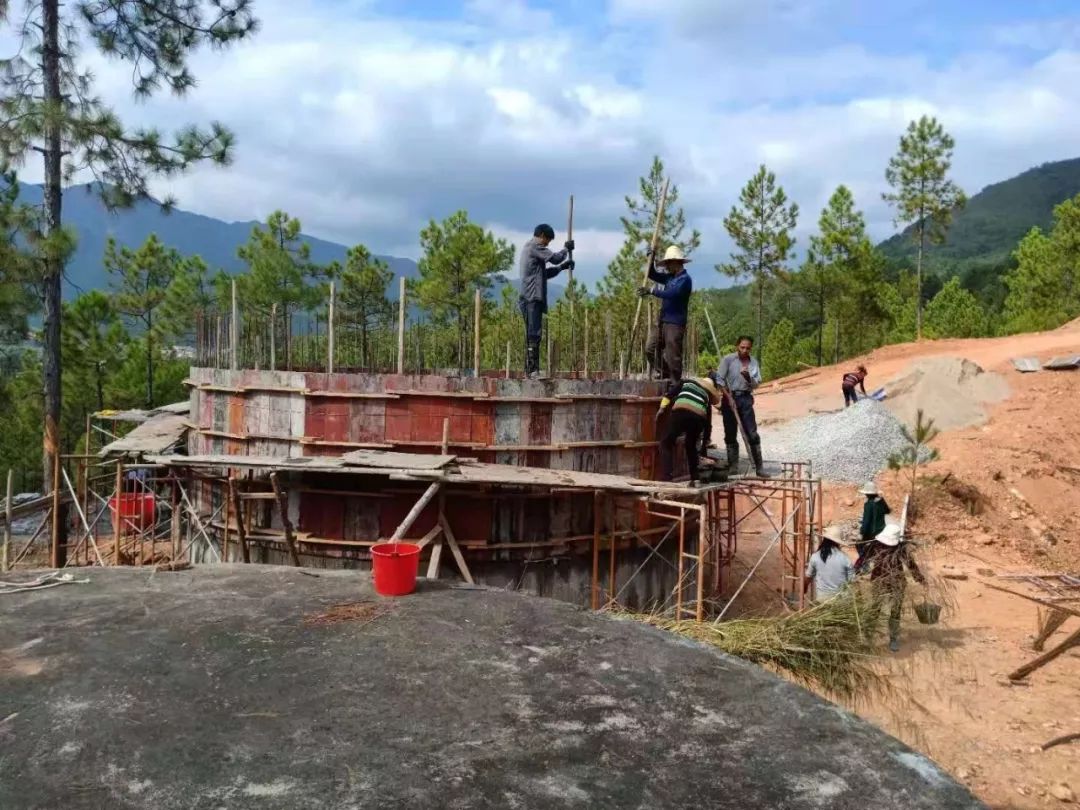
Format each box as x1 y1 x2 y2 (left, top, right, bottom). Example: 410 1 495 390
638 244 693 381
865 522 926 652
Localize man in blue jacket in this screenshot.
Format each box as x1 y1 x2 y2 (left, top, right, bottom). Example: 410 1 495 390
519 223 574 378
638 245 692 381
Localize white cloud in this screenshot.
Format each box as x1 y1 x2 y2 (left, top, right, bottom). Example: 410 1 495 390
14 0 1080 287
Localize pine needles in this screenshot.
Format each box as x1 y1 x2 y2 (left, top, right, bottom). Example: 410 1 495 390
634 590 892 702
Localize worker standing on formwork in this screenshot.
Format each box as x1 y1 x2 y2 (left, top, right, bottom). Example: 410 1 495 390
655 373 721 482
716 336 767 477
854 481 890 570
519 224 574 379
863 523 925 652
842 365 869 407
639 245 692 381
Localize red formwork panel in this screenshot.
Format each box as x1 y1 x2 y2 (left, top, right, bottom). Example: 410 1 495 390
299 492 345 539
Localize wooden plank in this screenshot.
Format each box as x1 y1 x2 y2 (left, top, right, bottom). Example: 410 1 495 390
983 581 1080 619
440 514 473 585
341 450 456 470
303 390 400 400
413 524 443 550
239 492 279 501
384 390 489 399
270 473 302 567
426 540 444 579
228 477 250 564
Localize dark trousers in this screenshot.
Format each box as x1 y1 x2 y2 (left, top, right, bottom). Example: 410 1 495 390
659 409 705 481
843 385 858 407
645 321 685 380
720 391 759 447
873 576 907 642
519 300 543 343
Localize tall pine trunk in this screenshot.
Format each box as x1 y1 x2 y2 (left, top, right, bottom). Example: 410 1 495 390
816 280 825 366
915 220 925 340
42 0 67 564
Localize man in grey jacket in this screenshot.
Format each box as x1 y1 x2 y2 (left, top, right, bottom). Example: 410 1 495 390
519 223 574 378
716 335 767 477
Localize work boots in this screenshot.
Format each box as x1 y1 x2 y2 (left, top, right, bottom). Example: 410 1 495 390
725 443 739 471
525 342 540 379
750 442 769 478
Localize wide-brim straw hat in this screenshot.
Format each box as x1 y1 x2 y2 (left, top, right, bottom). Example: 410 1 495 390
875 523 902 547
696 375 721 404
657 245 691 265
821 524 847 544
859 481 879 496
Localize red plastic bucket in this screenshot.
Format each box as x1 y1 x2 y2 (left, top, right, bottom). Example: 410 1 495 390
110 493 156 534
370 542 421 596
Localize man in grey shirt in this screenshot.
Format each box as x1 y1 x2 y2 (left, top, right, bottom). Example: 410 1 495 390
518 223 574 378
716 335 767 477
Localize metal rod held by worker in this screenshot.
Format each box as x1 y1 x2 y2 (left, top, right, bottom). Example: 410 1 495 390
626 177 670 373
473 288 481 377
567 194 575 372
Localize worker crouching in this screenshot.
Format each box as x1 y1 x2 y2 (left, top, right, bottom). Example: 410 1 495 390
656 373 721 482
842 365 868 407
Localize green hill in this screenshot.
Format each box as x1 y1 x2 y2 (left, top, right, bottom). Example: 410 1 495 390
877 157 1080 308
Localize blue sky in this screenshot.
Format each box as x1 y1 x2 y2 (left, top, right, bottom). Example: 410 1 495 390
41 0 1080 286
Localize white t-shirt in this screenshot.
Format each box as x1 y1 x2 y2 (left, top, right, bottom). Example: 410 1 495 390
806 548 855 600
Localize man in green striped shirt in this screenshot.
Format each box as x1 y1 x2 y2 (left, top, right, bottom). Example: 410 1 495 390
656 374 722 482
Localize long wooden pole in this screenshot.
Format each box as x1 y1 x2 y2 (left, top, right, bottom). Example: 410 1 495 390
112 461 122 565
327 281 336 375
583 308 590 377
625 177 670 376
270 472 301 567
49 451 61 568
229 477 250 564
567 194 575 372
473 288 481 378
270 303 277 371
397 276 406 374
230 279 238 370
390 482 442 541
2 468 11 572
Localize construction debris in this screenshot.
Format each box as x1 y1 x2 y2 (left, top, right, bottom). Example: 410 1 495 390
1044 355 1080 371
1011 357 1042 373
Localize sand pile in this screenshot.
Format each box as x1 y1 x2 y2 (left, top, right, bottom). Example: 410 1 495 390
882 357 1009 432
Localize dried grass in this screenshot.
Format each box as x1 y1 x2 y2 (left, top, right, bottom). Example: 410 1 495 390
303 600 391 627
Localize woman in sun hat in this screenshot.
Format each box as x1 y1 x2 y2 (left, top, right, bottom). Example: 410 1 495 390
656 372 721 482
640 244 693 381
866 522 926 652
855 481 890 571
803 524 855 603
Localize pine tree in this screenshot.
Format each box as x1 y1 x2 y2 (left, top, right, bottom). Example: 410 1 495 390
0 0 257 535
883 115 967 340
0 171 36 359
597 156 700 371
888 409 940 518
720 164 799 350
415 210 513 368
1003 195 1080 332
62 290 127 412
337 244 392 368
803 185 869 365
105 234 184 407
923 277 987 338
236 211 325 367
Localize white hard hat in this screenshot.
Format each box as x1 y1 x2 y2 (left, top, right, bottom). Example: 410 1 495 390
875 523 902 547
859 481 879 496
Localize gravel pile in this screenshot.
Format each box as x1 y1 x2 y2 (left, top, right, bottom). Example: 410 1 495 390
766 399 915 484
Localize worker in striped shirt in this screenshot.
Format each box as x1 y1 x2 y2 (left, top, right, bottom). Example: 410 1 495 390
656 373 722 482
842 365 868 407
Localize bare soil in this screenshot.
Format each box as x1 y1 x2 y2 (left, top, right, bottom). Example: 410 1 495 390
741 320 1080 810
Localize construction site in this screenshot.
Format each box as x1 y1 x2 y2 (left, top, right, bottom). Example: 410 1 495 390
3 299 1080 808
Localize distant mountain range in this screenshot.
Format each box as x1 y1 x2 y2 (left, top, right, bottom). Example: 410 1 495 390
877 157 1080 270
17 182 565 306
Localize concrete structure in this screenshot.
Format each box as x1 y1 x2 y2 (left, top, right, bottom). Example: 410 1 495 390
0 566 983 809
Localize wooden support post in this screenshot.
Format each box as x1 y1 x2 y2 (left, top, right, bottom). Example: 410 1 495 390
112 461 123 565
270 303 277 371
229 477 250 564
269 472 301 567
50 453 62 568
223 475 233 562
1009 624 1080 681
696 503 707 621
397 276 406 374
390 482 441 541
583 308 590 378
170 478 181 560
439 512 474 585
2 468 11 572
607 495 616 608
327 281 336 375
473 288 481 378
591 490 600 610
441 417 450 455
230 279 239 370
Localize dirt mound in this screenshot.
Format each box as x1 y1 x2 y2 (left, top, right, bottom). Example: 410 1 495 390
882 357 1009 432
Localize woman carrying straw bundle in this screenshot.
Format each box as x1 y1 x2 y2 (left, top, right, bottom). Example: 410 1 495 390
803 525 855 603
863 523 925 652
